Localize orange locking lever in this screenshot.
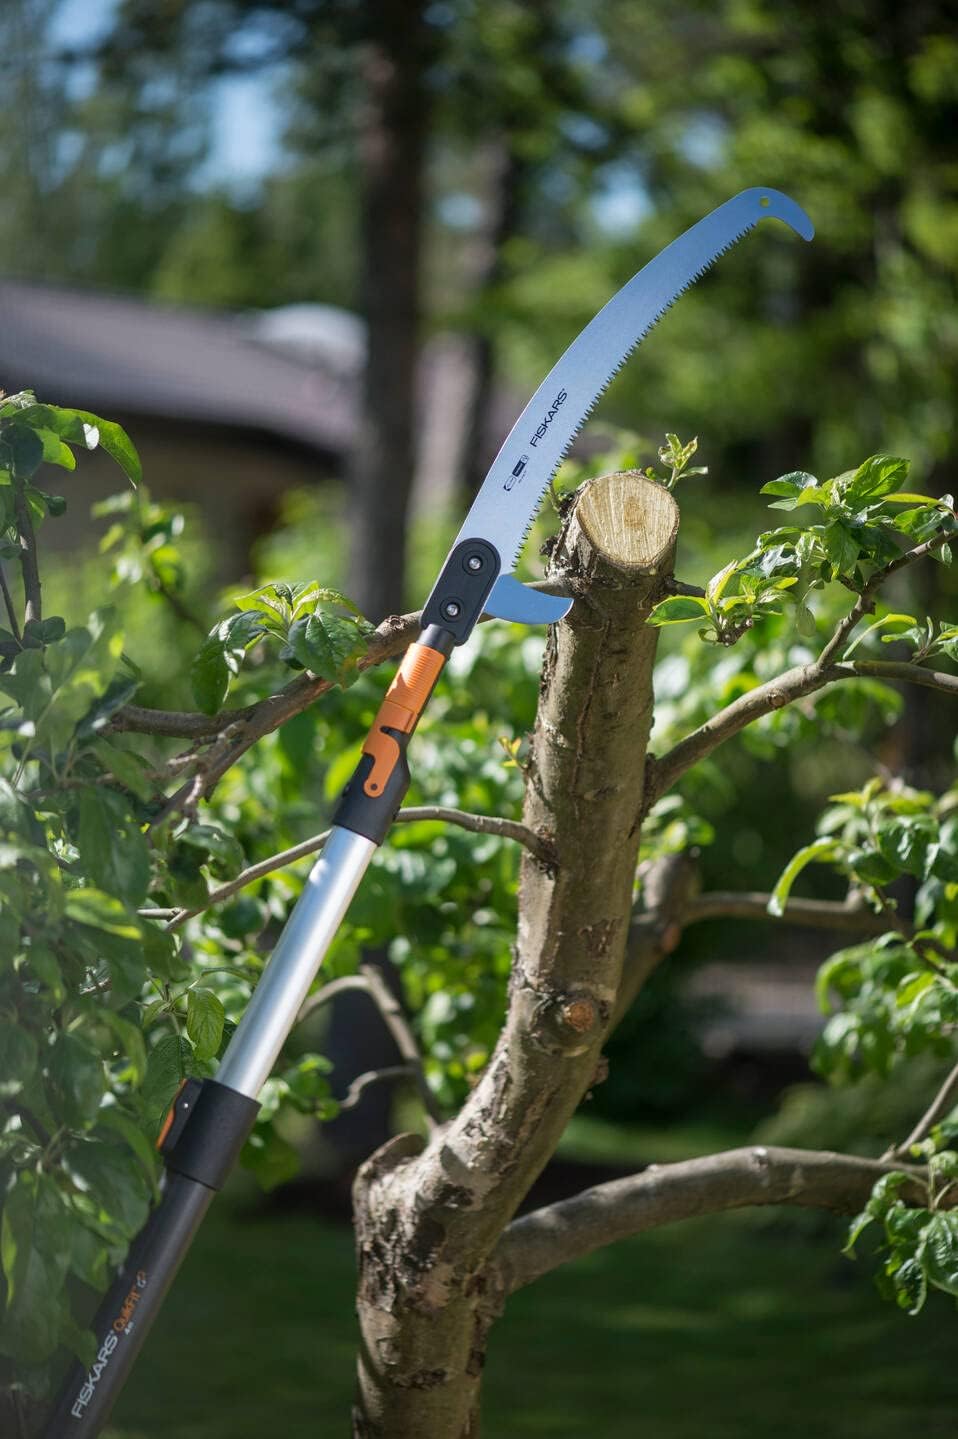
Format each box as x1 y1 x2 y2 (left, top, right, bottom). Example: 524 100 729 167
361 641 447 797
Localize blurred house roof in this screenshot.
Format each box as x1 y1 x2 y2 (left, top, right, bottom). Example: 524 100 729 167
0 280 360 457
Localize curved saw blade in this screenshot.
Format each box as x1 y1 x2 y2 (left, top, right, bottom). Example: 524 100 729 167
453 186 813 572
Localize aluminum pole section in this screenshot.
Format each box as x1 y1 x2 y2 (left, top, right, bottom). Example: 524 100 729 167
216 825 376 1099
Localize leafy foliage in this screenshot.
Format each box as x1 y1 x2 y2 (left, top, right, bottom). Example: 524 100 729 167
648 454 958 646
846 1150 958 1315
764 778 958 1081
2 398 957 1404
190 582 374 713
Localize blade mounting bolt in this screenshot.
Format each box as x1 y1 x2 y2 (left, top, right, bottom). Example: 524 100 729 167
465 554 483 572
442 599 462 620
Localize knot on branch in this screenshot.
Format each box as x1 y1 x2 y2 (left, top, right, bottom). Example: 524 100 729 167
514 974 610 1056
561 997 599 1034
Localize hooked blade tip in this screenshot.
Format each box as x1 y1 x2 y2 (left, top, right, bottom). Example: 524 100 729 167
746 185 815 241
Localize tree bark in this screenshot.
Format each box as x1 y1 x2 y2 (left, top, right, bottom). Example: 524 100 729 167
348 0 430 621
351 471 680 1438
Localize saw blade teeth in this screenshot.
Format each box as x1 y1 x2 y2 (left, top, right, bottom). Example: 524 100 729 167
473 203 785 573
500 218 761 571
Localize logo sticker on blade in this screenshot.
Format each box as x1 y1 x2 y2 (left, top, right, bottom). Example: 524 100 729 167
504 454 530 491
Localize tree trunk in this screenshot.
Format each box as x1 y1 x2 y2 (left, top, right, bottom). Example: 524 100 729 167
348 0 430 621
350 471 679 1437
459 139 526 500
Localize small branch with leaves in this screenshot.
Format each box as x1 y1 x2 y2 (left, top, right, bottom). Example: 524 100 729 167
298 967 441 1130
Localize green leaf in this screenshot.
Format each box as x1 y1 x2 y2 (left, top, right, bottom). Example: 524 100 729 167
52 410 142 485
843 613 915 659
95 1108 160 1190
190 638 230 714
824 521 860 575
58 1311 96 1369
0 1245 64 1362
34 488 68 517
284 606 368 683
794 601 817 637
64 887 141 938
914 1214 955 1306
92 739 154 801
176 823 244 879
0 1019 38 1098
26 943 64 1000
187 988 225 1061
1 1172 34 1304
75 788 151 907
8 424 44 478
646 595 711 626
760 471 817 508
877 817 936 879
68 1222 111 1292
706 560 740 606
33 1172 74 1260
847 454 910 504
98 1009 148 1085
65 1139 151 1238
768 838 838 917
281 1053 334 1114
33 426 77 470
190 611 269 713
46 1031 107 1129
141 1034 209 1134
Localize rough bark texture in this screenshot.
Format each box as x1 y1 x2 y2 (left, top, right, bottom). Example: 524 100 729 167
351 472 679 1438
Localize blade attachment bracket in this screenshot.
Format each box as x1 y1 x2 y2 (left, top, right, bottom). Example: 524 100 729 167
420 537 501 644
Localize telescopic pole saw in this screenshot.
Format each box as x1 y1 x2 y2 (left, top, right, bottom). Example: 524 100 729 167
42 187 812 1437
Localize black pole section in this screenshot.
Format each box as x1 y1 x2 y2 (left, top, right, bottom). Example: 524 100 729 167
41 1171 214 1437
43 1080 259 1438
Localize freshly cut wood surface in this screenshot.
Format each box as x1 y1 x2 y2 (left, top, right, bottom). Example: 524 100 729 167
575 470 679 573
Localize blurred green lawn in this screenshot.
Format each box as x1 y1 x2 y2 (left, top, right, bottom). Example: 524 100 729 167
103 1168 957 1438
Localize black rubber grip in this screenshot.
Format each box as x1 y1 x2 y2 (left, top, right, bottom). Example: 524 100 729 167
42 1080 260 1437
41 1171 215 1438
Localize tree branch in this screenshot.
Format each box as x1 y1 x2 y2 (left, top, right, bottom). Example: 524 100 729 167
295 969 441 1129
650 657 958 802
496 1145 931 1293
12 476 41 625
160 806 547 931
110 581 570 743
357 962 443 1129
340 1064 416 1113
111 608 424 740
684 891 891 934
649 518 957 805
385 471 681 1269
0 559 21 642
296 974 373 1022
886 1058 958 1161
818 528 954 668
842 658 958 697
